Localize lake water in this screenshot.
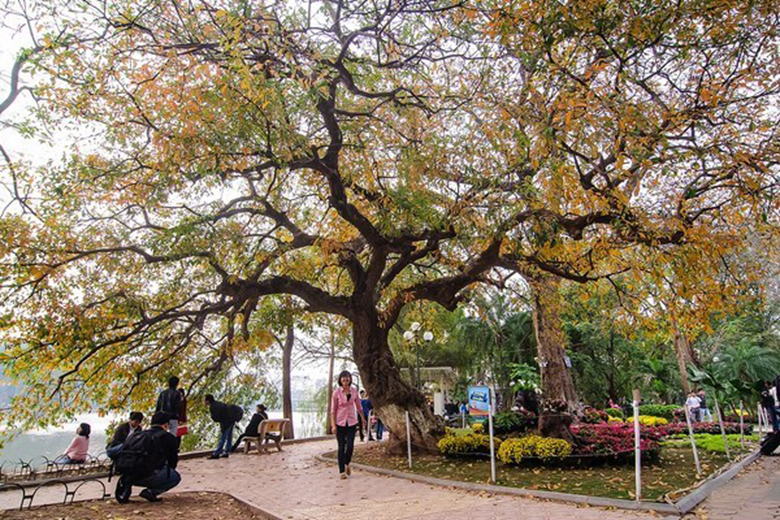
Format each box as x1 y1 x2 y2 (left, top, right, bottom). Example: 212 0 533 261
0 411 325 470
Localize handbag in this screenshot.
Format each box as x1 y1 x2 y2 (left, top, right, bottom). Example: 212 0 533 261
176 422 189 437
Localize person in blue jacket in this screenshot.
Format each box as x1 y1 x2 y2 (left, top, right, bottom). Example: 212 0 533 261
359 390 374 441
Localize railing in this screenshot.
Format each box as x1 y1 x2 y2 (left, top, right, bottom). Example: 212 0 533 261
0 452 111 483
0 478 111 510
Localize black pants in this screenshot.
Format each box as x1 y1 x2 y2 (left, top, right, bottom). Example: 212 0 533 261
336 425 357 473
230 431 255 452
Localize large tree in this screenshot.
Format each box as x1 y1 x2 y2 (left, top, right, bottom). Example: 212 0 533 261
0 0 776 448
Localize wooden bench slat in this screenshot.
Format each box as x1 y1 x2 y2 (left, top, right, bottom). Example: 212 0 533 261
241 419 290 454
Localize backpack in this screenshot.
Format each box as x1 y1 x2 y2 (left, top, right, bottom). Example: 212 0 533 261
229 404 244 423
113 429 164 480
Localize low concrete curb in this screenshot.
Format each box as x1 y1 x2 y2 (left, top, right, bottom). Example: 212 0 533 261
317 448 764 517
673 449 761 514
228 492 285 520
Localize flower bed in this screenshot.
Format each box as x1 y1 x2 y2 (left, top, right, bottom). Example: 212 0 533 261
438 432 501 456
582 406 609 424
497 435 572 463
660 421 751 436
572 423 662 463
606 415 669 427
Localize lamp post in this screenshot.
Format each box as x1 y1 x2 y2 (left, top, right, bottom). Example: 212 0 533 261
403 323 433 390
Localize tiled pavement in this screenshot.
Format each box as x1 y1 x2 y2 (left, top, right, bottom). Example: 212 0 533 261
174 439 652 520
1 438 777 519
682 455 780 520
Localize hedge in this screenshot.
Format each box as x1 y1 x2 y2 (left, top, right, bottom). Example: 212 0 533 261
638 404 680 420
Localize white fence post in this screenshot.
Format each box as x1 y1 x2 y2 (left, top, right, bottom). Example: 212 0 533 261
713 395 731 460
488 389 496 483
684 404 702 477
405 411 412 469
632 396 641 502
739 401 745 456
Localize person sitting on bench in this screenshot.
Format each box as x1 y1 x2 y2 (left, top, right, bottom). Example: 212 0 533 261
107 412 144 458
231 404 268 453
56 423 91 464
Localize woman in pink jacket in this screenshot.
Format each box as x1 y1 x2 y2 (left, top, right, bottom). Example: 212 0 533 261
57 423 91 464
330 371 366 479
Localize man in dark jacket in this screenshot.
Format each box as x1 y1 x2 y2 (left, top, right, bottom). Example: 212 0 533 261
107 412 144 457
230 404 269 452
115 412 180 503
762 381 779 433
155 376 182 436
205 394 240 459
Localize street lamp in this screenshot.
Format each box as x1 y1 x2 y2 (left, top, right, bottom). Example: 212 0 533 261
403 326 433 390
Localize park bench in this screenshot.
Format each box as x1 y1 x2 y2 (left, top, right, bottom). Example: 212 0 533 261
242 419 290 454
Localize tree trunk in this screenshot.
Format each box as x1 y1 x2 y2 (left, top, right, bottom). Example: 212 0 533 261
673 322 697 395
282 325 295 439
352 312 443 453
528 274 578 441
325 325 335 434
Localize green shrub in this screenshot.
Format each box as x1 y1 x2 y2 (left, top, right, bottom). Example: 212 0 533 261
693 433 758 453
638 405 680 421
497 435 572 463
494 412 522 433
438 433 502 456
663 433 759 453
472 422 485 434
493 412 537 434
605 408 624 419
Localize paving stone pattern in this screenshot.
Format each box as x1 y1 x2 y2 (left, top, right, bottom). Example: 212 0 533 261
1 439 776 519
682 455 780 520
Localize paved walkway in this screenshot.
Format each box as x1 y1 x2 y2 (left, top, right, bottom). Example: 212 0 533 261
0 439 651 519
175 439 657 520
1 439 777 519
683 455 780 520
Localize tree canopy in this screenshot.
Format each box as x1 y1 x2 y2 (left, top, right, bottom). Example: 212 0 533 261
0 0 777 439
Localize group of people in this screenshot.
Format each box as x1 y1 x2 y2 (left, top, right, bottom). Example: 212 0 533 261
54 370 386 500
110 376 189 503
203 395 271 458
55 376 188 503
684 389 714 422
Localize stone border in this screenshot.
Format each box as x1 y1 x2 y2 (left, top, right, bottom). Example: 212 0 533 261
227 492 285 520
673 449 761 514
317 448 764 517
